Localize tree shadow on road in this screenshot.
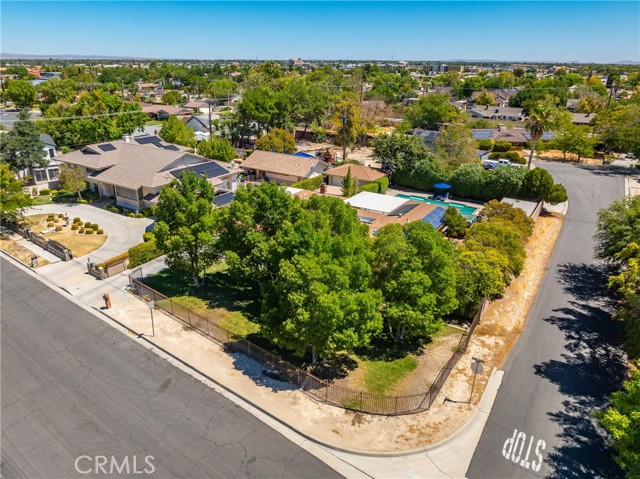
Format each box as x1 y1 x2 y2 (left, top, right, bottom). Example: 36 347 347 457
534 301 626 479
556 262 617 310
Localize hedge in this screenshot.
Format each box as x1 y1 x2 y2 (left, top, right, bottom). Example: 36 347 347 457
127 239 162 268
98 251 129 269
358 182 380 193
291 175 324 191
374 176 389 194
39 189 50 196
489 151 525 164
477 139 494 151
492 141 512 152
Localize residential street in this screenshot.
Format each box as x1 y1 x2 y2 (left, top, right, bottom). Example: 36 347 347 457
0 258 342 479
467 162 629 479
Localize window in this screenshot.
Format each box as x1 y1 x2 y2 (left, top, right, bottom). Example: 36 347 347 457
34 170 47 182
48 148 56 158
48 168 59 180
116 186 138 200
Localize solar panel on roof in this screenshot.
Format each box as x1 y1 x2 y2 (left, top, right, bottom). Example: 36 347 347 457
97 143 116 152
388 203 418 216
163 145 180 151
171 161 229 180
358 215 376 224
471 129 495 140
213 191 235 207
421 206 446 229
135 136 162 145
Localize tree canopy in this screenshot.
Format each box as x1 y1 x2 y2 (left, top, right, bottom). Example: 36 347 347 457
159 116 196 147
254 128 296 154
196 135 236 162
0 163 33 223
0 109 47 174
404 94 460 129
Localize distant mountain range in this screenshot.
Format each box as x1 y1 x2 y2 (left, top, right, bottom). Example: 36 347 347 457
1 53 638 64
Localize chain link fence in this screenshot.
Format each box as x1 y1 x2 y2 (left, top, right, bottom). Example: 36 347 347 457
129 268 487 415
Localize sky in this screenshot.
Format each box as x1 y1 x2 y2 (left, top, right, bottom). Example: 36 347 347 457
2 1 639 63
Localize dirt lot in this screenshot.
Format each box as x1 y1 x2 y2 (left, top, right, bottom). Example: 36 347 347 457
536 149 604 166
25 214 108 257
0 235 49 267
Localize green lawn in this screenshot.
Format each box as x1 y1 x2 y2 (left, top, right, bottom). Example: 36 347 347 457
361 356 418 394
143 263 261 338
31 195 52 206
145 119 164 126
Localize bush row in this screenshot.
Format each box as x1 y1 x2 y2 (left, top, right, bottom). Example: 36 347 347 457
291 175 324 191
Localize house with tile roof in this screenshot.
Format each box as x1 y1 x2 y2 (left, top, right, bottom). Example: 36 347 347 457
468 106 525 122
323 164 386 189
240 150 330 185
57 135 238 210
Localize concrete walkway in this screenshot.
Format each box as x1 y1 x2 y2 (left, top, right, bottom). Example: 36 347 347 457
1 248 505 478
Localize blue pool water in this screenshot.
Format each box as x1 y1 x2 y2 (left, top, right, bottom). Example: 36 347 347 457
396 194 479 216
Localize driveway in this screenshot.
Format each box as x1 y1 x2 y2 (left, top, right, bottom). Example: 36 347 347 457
467 162 628 478
26 203 153 263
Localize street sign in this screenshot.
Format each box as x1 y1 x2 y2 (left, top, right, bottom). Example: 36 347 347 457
471 361 484 375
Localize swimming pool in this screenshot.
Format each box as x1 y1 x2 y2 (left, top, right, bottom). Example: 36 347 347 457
396 194 479 216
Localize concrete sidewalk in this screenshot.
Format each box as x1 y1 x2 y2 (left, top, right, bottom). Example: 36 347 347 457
3 252 506 477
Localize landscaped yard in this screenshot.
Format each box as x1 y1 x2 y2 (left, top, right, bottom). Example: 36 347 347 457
24 214 108 258
143 263 261 338
30 195 52 206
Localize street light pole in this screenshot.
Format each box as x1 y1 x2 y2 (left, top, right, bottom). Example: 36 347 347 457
342 113 347 162
469 356 485 403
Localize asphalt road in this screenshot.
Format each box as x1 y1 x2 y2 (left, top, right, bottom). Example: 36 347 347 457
0 258 342 479
467 162 629 479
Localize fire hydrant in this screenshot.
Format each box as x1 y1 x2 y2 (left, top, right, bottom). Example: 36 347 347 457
102 293 111 310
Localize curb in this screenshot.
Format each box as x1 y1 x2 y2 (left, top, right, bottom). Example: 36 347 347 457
1 252 503 462
625 176 630 197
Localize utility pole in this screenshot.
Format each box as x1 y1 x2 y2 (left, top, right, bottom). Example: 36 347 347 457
120 78 125 100
342 113 347 162
469 357 485 403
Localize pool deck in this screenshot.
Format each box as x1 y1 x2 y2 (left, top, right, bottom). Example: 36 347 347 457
389 187 482 214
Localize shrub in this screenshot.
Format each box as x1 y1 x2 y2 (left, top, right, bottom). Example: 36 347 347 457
77 199 88 204
73 217 81 223
443 207 468 238
71 224 79 230
91 223 99 231
291 175 324 191
489 151 524 163
143 232 155 242
97 229 104 235
53 218 60 223
492 141 512 152
127 212 136 218
58 213 64 218
106 206 120 213
85 229 94 234
47 222 54 227
358 182 380 193
141 208 153 217
102 252 129 267
477 139 494 151
47 214 55 220
374 176 390 194
55 225 63 232
78 228 85 234
39 189 50 196
136 213 144 218
50 190 58 196
128 239 162 268
84 222 91 227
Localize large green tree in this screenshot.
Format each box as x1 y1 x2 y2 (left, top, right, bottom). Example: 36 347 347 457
254 128 296 154
372 222 458 341
454 249 509 317
525 103 557 169
548 124 596 162
153 171 219 287
405 94 459 128
333 99 359 160
6 80 37 109
58 164 87 199
196 135 236 162
0 163 33 222
0 109 47 177
595 195 640 263
159 116 196 147
434 122 478 170
372 133 432 174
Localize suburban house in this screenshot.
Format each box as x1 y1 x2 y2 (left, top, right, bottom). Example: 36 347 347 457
323 164 386 189
572 112 596 125
13 133 61 190
468 106 525 122
472 128 554 147
182 115 211 141
407 128 441 147
184 100 209 114
566 99 580 112
57 135 238 210
138 102 192 120
240 150 330 185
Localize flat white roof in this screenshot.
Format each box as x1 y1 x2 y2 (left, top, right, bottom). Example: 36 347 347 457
344 191 409 214
501 197 539 217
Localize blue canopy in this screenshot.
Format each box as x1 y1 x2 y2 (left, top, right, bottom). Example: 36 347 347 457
434 183 452 190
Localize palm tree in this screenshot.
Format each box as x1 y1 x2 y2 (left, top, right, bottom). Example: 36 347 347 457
525 105 556 169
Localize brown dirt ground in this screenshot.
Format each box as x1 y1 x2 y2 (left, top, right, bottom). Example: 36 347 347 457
24 214 108 257
536 149 604 166
0 235 49 267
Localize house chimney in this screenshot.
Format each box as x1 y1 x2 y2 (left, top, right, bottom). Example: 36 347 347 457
498 124 506 131
122 134 132 143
